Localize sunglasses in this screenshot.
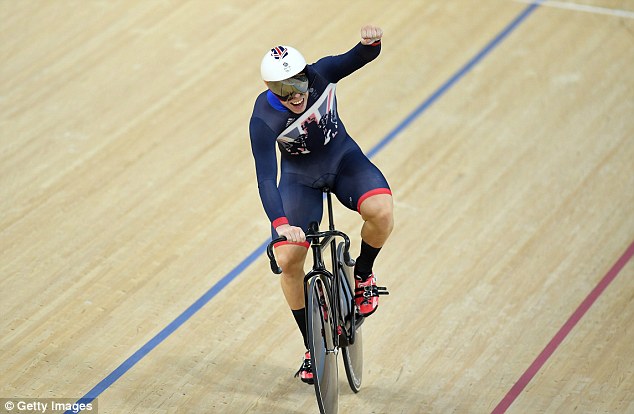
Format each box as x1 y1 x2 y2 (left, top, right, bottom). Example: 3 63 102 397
268 73 309 101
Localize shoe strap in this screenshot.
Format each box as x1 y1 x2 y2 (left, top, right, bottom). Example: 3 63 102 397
355 284 379 299
294 356 312 378
355 285 390 299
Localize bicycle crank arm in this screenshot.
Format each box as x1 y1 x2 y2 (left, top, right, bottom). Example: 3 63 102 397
377 286 390 295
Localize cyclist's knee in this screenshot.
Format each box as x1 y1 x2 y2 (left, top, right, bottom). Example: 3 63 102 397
275 244 308 275
360 194 394 232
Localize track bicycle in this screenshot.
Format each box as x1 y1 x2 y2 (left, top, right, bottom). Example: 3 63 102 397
266 188 389 414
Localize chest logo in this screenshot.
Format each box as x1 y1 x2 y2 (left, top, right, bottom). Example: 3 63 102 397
277 83 338 154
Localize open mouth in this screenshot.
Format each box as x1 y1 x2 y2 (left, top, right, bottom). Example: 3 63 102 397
289 97 305 107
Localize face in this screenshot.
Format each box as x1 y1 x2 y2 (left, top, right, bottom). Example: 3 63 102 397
278 92 309 114
266 72 309 114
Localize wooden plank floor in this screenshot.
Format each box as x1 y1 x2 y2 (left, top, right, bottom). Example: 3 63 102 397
1 1 632 413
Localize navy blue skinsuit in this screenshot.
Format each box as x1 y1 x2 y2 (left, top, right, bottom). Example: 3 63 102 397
249 41 391 244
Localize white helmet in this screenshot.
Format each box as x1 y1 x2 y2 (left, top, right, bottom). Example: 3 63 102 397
260 45 307 82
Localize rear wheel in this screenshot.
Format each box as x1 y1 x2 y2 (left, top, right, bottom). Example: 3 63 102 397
307 275 338 413
342 328 363 393
337 242 363 393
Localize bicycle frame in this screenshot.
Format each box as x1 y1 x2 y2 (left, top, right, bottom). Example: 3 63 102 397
266 188 356 348
266 188 367 410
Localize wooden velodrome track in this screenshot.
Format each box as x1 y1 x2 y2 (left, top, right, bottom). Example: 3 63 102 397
1 1 633 413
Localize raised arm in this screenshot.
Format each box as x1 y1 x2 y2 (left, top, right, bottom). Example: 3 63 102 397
312 25 384 83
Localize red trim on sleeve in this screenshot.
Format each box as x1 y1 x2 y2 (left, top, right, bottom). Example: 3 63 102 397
273 240 311 249
370 40 381 46
357 188 392 212
272 217 289 228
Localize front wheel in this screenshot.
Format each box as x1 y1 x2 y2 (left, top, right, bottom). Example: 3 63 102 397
307 275 338 414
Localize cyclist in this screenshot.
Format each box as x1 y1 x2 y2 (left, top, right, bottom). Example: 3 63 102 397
249 25 394 384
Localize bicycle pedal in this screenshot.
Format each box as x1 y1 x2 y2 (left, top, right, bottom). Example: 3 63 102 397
377 286 390 296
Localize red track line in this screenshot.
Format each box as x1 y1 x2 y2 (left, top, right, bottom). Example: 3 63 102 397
492 239 634 413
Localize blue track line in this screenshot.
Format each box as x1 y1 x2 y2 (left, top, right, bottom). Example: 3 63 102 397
68 2 541 412
366 1 543 159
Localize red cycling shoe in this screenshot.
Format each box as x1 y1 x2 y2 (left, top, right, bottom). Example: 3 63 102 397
355 273 380 317
294 351 314 384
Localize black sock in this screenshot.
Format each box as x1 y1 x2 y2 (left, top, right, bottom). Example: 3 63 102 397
292 308 308 349
354 240 382 281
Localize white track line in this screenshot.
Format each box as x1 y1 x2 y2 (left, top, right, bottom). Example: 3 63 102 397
514 0 634 19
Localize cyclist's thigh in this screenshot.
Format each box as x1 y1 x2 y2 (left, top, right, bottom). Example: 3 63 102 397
333 148 391 212
272 172 324 238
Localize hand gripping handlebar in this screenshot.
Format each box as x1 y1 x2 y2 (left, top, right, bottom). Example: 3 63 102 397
266 230 355 274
